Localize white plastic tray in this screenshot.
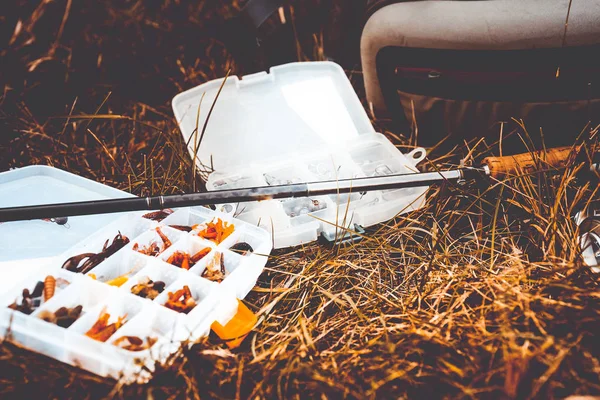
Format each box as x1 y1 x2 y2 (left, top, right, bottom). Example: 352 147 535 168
172 61 428 248
0 206 272 383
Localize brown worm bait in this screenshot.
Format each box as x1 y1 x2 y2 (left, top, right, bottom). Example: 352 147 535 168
61 232 130 274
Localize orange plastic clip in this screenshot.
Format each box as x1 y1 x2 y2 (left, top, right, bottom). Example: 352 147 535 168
211 299 257 349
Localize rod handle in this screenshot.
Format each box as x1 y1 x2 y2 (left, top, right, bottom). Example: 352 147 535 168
481 146 575 179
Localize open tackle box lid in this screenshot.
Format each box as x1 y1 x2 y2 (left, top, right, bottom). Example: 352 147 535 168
172 61 429 249
0 166 135 263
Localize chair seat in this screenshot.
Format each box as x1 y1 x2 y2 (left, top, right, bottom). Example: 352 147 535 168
361 0 600 113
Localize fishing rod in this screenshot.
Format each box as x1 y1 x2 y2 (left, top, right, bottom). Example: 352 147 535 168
0 146 586 223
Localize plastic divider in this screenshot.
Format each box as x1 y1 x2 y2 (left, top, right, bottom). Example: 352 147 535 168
1 268 75 315
85 250 149 285
120 260 186 300
58 213 155 264
158 235 216 270
68 292 145 340
161 208 209 230
127 225 184 257
187 249 243 282
154 275 216 317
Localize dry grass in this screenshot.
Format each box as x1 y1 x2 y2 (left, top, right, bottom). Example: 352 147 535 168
2 1 600 399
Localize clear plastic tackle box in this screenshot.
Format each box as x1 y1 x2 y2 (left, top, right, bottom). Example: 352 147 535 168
172 61 429 248
0 166 272 383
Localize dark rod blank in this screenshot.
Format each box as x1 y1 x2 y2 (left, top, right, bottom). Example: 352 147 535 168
0 169 468 223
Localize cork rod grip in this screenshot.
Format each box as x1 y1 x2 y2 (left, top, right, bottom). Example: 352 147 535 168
481 146 575 179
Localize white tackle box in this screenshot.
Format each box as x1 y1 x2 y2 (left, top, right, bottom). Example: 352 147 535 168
172 61 429 248
0 167 272 383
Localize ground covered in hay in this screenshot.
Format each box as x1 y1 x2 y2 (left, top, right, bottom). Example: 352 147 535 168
1 1 600 399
